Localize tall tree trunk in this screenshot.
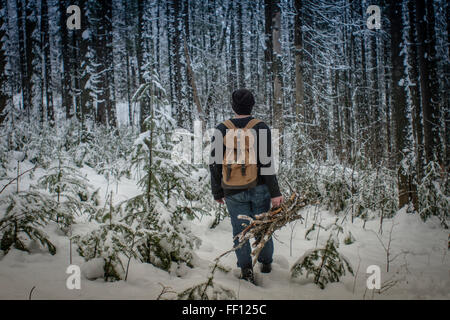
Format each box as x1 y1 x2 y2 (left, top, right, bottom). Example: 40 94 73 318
94 1 114 127
294 0 304 121
237 1 245 88
264 0 272 114
370 31 381 164
24 0 35 119
359 4 368 155
388 0 416 210
166 0 174 124
229 0 237 92
382 35 393 165
183 0 193 124
183 34 205 128
16 0 33 119
249 0 257 93
167 0 183 126
104 1 116 128
156 0 161 74
0 0 8 125
407 0 424 180
137 0 149 131
416 0 442 164
271 0 283 136
59 0 72 119
41 0 54 125
345 1 356 162
173 0 183 126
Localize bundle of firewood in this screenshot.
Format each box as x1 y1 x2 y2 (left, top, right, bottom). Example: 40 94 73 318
216 192 311 267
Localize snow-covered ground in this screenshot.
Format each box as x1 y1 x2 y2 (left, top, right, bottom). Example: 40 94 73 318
0 164 448 300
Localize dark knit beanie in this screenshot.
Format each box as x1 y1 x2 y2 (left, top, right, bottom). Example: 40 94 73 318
231 89 255 115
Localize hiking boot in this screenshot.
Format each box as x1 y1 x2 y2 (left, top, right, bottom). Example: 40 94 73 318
261 263 272 274
240 268 255 284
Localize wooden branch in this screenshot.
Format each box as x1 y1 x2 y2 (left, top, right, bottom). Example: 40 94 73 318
0 165 38 195
28 286 36 300
216 192 314 267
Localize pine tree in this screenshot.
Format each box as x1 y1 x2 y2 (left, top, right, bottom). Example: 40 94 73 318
418 161 449 228
178 262 235 300
36 151 97 230
122 72 201 271
74 192 143 281
291 236 353 289
0 190 57 255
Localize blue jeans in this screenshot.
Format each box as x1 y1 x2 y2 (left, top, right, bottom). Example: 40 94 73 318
224 184 274 270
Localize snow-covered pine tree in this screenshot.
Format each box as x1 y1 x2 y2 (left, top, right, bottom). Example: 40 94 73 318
73 192 144 282
343 231 355 245
0 190 57 255
177 262 235 300
418 161 449 228
94 126 135 191
73 69 202 278
126 70 201 272
36 150 98 231
291 234 354 289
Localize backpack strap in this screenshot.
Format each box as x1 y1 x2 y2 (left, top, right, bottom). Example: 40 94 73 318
244 118 262 130
223 119 237 130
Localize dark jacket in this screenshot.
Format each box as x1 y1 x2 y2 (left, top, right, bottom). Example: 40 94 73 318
209 116 281 200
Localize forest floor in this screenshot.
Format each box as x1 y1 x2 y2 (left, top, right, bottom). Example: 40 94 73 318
0 163 449 300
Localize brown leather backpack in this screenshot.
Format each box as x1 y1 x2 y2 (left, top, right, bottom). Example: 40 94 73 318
221 118 261 189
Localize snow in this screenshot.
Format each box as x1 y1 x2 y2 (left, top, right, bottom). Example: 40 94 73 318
0 163 448 300
81 258 105 280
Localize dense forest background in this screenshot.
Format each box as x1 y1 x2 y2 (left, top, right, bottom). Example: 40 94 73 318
0 0 448 297
0 0 449 234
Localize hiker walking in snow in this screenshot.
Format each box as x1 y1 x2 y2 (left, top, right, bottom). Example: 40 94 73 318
209 88 283 284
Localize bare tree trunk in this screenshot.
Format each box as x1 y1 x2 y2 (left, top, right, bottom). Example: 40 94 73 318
104 1 116 128
407 0 424 180
271 0 283 136
58 0 72 120
294 0 304 121
370 31 381 165
183 0 193 125
416 0 442 164
264 0 272 118
0 0 9 125
41 0 54 125
237 1 245 88
388 0 416 209
137 0 149 131
229 0 237 92
183 35 205 128
173 0 183 126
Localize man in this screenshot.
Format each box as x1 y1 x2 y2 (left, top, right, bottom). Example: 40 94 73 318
209 88 283 284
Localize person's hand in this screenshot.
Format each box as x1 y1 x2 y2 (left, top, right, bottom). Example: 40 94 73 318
271 195 283 208
216 198 224 204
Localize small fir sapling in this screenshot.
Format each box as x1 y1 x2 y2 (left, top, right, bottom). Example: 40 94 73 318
293 218 353 289
343 231 356 245
178 262 235 300
73 192 143 281
418 161 449 228
128 83 201 271
0 190 57 255
291 235 354 289
36 152 98 232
